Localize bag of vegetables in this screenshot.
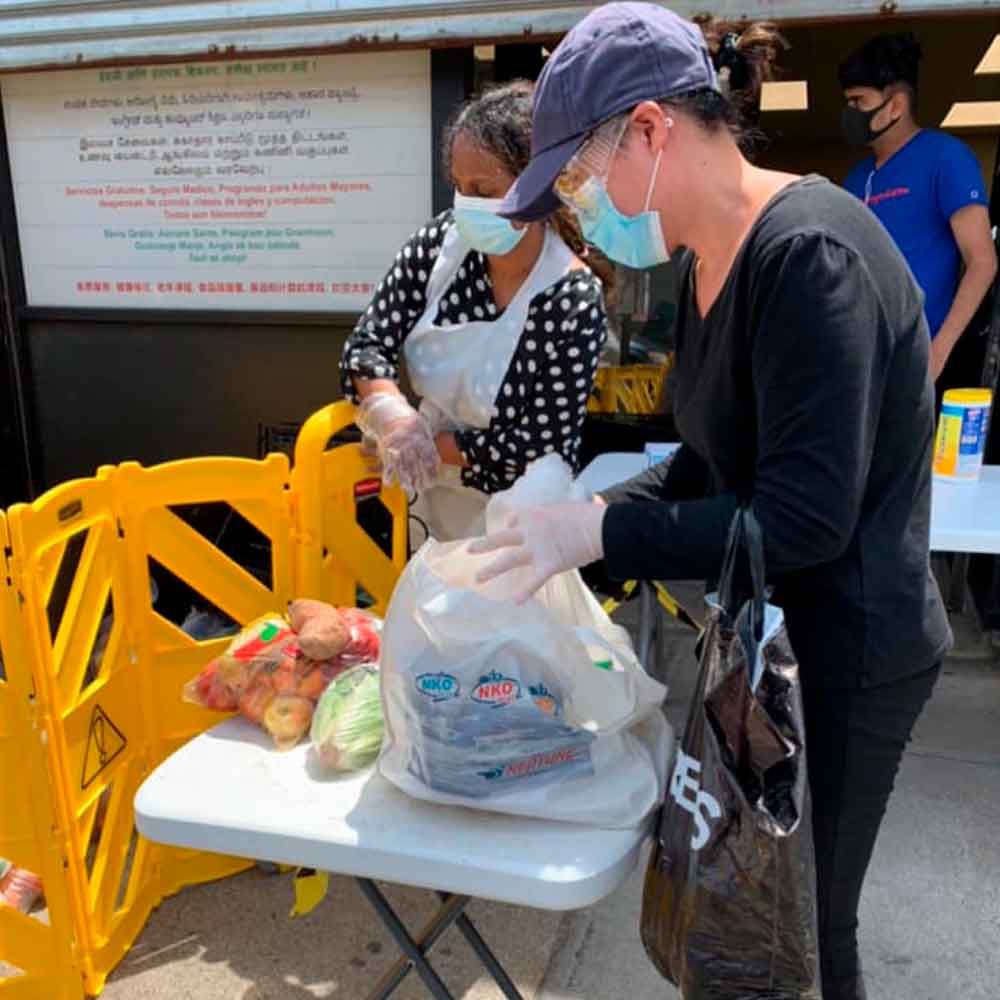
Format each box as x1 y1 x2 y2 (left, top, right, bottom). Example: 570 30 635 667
183 606 381 751
310 665 384 772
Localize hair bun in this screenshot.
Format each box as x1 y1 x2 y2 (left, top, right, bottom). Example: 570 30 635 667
697 17 786 108
713 31 751 93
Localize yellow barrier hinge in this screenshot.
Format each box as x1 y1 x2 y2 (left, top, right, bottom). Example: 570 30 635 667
286 489 301 526
2 541 12 586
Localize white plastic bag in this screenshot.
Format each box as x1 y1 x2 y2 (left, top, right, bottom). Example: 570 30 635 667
378 456 673 828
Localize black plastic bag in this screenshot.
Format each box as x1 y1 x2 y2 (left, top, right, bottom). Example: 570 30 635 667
640 508 820 999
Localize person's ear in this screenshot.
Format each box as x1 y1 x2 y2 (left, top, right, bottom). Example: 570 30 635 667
888 89 908 124
631 101 673 154
892 90 910 121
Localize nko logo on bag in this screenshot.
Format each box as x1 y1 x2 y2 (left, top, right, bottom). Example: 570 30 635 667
415 672 460 702
471 671 521 707
669 749 722 851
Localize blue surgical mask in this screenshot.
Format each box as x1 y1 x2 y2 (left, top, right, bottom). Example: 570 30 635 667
453 193 527 256
574 152 668 270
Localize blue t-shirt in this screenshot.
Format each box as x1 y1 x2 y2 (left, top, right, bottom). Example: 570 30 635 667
844 129 988 337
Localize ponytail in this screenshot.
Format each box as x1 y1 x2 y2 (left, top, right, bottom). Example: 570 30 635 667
699 18 787 116
661 18 788 155
550 208 618 305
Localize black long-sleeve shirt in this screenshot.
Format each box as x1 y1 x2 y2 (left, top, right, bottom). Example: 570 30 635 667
601 177 952 688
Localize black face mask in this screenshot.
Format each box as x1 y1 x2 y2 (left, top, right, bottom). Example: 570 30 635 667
841 96 900 147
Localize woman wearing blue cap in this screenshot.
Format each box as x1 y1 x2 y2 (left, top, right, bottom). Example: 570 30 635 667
472 5 951 999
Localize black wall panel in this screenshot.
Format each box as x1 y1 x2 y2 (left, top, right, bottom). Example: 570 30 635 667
26 318 352 488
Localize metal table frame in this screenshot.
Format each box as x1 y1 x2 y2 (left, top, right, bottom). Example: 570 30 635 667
357 880 522 1000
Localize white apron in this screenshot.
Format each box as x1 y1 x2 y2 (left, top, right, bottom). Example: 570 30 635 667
403 224 575 544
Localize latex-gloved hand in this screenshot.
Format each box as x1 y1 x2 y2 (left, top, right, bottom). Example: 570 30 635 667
469 502 606 604
355 392 440 492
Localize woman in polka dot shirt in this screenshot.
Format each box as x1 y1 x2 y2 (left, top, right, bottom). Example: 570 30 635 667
341 81 614 543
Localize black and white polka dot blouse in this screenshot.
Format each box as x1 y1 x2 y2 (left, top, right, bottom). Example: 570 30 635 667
341 210 608 494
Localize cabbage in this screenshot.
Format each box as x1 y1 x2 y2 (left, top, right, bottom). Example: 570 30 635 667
310 665 383 772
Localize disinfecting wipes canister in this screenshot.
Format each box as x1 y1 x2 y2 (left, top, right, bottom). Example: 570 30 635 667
933 388 992 483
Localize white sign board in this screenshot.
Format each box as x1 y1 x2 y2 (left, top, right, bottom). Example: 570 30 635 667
1 51 432 311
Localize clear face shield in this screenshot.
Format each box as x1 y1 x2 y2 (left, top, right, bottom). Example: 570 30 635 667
553 115 631 225
553 112 669 271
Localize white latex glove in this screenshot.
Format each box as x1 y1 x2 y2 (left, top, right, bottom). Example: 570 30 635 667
469 502 606 604
355 392 440 492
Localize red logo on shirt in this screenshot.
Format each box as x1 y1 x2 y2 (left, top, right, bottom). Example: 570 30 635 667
867 186 911 207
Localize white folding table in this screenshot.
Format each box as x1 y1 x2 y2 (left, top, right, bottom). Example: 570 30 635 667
929 466 1000 554
930 466 1000 612
135 717 653 1000
577 450 659 497
580 452 1000 555
579 452 1000 665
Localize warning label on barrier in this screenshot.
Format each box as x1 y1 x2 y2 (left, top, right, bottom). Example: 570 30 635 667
82 705 127 789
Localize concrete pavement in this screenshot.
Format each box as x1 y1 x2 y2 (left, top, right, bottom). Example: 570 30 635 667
26 595 1000 999
537 650 1000 1000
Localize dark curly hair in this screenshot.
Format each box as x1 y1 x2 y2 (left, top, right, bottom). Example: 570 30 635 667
838 31 923 99
442 80 617 301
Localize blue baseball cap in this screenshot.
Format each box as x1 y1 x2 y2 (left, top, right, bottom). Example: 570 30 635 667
500 3 718 221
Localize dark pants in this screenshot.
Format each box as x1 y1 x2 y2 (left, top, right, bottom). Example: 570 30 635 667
800 664 941 998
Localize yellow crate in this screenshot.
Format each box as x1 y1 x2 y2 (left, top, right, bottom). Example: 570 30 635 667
0 406 407 998
587 362 671 415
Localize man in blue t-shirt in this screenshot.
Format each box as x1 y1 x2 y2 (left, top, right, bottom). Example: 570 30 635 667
840 32 996 384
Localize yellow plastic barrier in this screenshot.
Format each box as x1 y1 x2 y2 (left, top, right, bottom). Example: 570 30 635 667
292 401 407 615
0 416 407 999
601 579 701 633
1 509 85 1000
588 362 671 415
114 454 294 759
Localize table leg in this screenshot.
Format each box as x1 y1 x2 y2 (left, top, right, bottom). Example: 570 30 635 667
948 553 970 613
357 881 526 1000
439 893 523 1000
357 878 456 1000
638 581 655 669
654 605 670 688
